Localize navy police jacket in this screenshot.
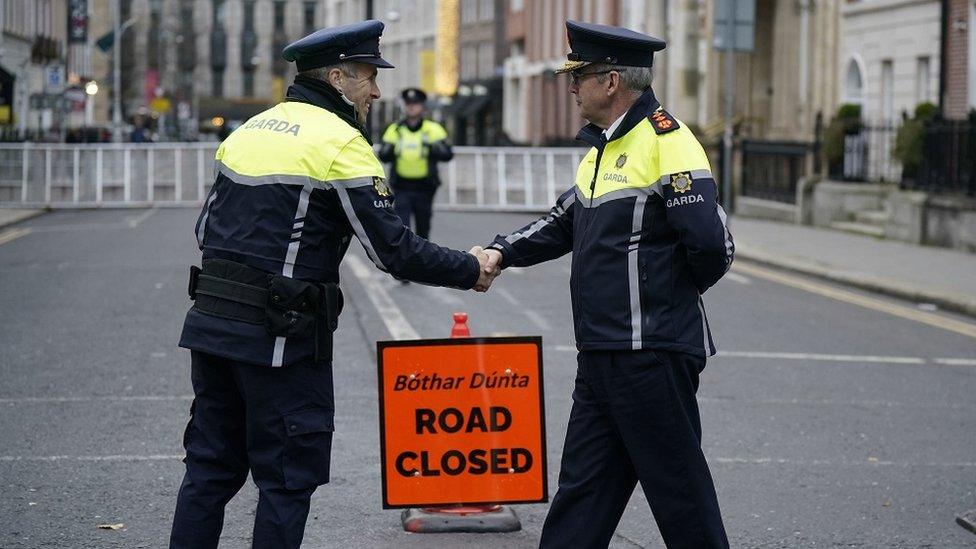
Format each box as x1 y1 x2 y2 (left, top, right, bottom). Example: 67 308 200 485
180 77 480 367
490 89 733 357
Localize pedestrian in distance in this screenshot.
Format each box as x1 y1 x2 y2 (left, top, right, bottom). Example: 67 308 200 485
169 20 499 549
378 87 452 240
480 20 734 549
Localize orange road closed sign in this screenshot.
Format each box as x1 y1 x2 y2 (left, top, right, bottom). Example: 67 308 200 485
377 337 547 509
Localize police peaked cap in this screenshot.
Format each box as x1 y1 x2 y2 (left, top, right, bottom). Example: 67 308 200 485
555 20 666 74
401 88 428 104
282 20 394 71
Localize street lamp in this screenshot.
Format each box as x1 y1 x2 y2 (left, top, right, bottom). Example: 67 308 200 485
85 80 98 127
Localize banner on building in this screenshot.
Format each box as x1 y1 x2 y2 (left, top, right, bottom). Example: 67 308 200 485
377 337 548 509
68 0 88 43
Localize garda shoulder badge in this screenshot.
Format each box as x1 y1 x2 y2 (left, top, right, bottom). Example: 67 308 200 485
670 172 692 194
373 176 391 197
649 108 680 135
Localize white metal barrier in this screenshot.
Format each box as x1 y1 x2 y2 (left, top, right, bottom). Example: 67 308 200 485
0 143 588 212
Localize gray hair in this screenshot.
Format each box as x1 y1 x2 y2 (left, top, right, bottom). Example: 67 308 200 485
590 63 654 94
298 62 358 82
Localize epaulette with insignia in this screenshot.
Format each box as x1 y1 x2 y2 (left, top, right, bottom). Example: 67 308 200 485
649 108 680 134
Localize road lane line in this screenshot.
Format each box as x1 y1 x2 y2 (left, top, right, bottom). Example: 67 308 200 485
698 396 975 410
934 358 976 366
496 287 551 332
1 453 972 467
711 457 976 467
551 346 975 367
345 254 419 340
0 227 31 245
722 272 752 284
716 351 925 364
0 395 193 404
0 454 183 462
734 262 976 340
127 207 157 227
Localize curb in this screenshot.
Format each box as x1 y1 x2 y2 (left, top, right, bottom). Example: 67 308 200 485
735 245 976 319
0 208 46 230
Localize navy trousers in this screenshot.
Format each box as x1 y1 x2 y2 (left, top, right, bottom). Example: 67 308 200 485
393 186 435 239
170 351 335 549
539 350 729 549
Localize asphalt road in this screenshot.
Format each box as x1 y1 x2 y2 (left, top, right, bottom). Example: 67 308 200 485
1 208 975 548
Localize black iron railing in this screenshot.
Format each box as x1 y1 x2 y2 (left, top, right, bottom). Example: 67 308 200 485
740 139 810 204
907 119 976 197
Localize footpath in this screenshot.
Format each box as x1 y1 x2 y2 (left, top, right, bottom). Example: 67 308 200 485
2 207 974 318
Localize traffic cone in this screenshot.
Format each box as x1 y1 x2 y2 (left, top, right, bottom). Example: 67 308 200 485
398 313 521 533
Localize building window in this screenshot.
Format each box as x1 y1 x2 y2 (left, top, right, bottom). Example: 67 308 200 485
274 1 286 30
462 0 476 24
303 1 316 34
213 71 224 97
510 0 523 12
478 42 492 79
479 0 493 21
214 0 227 27
843 58 863 105
880 59 893 121
915 56 930 105
243 71 254 97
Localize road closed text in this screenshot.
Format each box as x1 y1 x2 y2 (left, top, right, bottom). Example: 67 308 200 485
393 405 533 477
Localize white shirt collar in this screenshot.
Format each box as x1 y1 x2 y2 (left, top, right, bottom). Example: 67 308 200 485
602 112 626 141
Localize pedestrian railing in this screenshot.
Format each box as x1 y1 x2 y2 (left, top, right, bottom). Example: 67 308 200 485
0 143 587 212
740 139 810 204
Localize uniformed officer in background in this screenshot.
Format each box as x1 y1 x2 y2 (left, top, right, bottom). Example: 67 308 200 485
482 20 733 549
169 20 497 549
378 88 452 240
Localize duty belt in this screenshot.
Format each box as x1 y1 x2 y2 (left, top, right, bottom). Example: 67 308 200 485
187 259 342 363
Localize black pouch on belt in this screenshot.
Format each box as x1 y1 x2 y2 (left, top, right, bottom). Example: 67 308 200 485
265 275 320 338
314 283 343 363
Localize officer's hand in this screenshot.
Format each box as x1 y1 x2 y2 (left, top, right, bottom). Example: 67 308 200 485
482 248 503 274
469 246 500 292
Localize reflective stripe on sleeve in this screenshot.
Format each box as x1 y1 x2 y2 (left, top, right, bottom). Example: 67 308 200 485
629 195 647 350
332 178 388 272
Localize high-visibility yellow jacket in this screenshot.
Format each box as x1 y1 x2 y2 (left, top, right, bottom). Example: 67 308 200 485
490 90 734 357
180 80 479 367
378 118 452 190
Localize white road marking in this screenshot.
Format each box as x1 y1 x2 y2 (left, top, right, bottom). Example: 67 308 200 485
934 358 976 366
711 457 976 468
127 208 157 227
0 454 183 462
0 395 192 404
345 254 420 340
722 272 752 284
0 453 972 468
551 346 975 367
716 351 925 364
496 288 551 332
0 227 31 245
735 262 976 340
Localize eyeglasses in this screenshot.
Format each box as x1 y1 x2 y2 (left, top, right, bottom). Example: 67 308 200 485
569 68 627 86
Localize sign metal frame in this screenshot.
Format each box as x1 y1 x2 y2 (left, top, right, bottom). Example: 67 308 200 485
376 336 547 510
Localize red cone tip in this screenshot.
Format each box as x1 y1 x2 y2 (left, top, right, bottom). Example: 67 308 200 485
451 312 470 338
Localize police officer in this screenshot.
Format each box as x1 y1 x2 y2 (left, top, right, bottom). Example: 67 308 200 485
482 20 733 549
170 20 496 549
378 88 452 240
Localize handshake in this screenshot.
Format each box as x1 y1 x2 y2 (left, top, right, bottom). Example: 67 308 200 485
468 246 502 292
